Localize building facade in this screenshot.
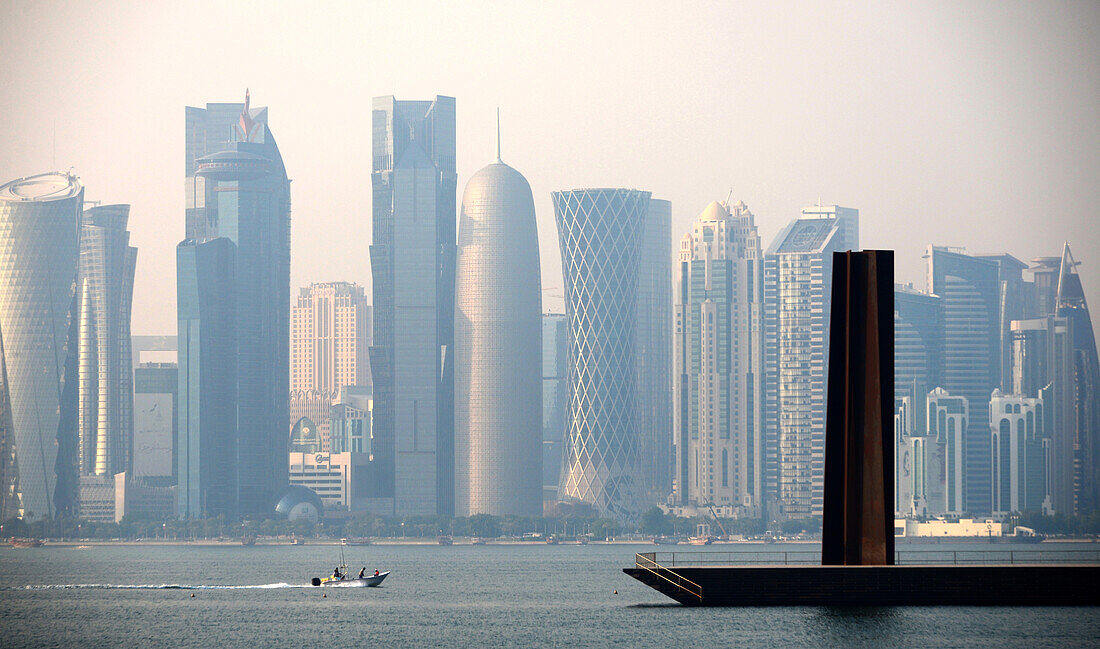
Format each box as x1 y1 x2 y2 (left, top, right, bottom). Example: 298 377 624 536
177 92 291 518
0 172 84 520
637 198 673 504
764 207 857 518
177 238 237 517
927 387 969 515
926 246 1004 514
77 204 137 484
894 284 943 407
553 188 650 519
133 362 177 482
990 390 1048 515
1049 245 1100 514
290 282 372 394
368 95 457 517
453 155 542 517
673 200 764 517
542 314 568 495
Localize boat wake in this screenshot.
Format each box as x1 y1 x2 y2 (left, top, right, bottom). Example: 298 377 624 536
19 582 312 590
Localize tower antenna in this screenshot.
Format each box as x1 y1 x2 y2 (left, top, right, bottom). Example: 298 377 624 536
496 107 501 163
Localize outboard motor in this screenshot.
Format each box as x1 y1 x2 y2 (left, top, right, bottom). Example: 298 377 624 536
311 577 321 587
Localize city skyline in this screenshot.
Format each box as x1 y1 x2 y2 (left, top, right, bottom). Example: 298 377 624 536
1 2 1096 342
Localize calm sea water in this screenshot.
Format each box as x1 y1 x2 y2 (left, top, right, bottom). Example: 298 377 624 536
2 541 1098 648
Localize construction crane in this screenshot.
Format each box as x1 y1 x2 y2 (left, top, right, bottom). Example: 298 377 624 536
706 502 729 538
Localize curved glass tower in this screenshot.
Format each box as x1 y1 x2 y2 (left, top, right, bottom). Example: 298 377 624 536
78 205 137 479
0 172 84 520
553 188 649 519
454 158 542 517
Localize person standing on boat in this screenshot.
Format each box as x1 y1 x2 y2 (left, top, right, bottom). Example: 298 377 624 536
358 568 366 579
333 567 342 580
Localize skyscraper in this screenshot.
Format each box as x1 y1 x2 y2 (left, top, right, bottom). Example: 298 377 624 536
926 246 1001 514
77 205 137 480
553 188 649 519
185 98 268 241
1049 244 1100 514
800 204 859 253
0 172 83 520
990 389 1048 515
764 207 858 518
453 144 542 518
177 238 237 518
133 362 176 482
177 91 290 517
290 282 371 452
368 96 456 517
542 314 568 493
290 282 372 394
673 199 764 517
636 198 673 503
926 387 969 515
894 284 943 410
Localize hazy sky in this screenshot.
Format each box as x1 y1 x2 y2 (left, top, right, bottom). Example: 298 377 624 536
1 0 1098 336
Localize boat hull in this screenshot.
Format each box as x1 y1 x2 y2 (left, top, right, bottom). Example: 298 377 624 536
314 571 389 587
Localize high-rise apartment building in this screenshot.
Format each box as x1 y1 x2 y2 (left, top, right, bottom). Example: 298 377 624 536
177 91 290 517
926 246 1001 514
673 200 764 517
368 96 456 517
453 149 542 518
291 282 372 393
990 389 1048 515
77 205 137 480
0 172 83 520
927 387 969 514
764 207 857 518
542 314 568 494
553 188 650 519
637 198 673 503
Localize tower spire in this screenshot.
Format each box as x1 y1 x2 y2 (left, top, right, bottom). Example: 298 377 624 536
495 107 501 163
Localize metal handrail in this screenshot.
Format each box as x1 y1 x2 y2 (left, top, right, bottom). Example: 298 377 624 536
635 552 703 601
643 549 1100 567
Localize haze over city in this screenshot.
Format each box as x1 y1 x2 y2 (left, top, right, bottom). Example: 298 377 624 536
2 0 1097 337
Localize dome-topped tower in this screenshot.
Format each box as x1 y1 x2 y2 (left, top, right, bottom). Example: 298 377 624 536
453 125 543 518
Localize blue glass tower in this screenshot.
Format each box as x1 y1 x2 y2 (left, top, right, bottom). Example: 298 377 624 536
368 96 456 517
177 92 290 518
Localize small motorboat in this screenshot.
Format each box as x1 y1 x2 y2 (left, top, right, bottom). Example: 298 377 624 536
311 566 389 587
9 537 45 548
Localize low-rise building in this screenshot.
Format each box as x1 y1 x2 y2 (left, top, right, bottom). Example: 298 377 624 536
895 517 1006 538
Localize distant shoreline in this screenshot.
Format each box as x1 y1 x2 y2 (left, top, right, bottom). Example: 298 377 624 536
14 537 1095 548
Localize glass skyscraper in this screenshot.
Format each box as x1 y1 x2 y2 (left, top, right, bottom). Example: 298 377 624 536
0 172 84 520
1048 245 1099 514
177 238 237 517
368 96 456 517
77 205 137 481
542 314 568 492
673 200 765 517
177 92 290 517
453 152 542 518
553 188 650 519
926 246 1001 514
764 207 857 518
636 198 673 504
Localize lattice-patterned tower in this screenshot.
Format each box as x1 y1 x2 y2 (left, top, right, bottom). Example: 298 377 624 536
553 188 649 519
